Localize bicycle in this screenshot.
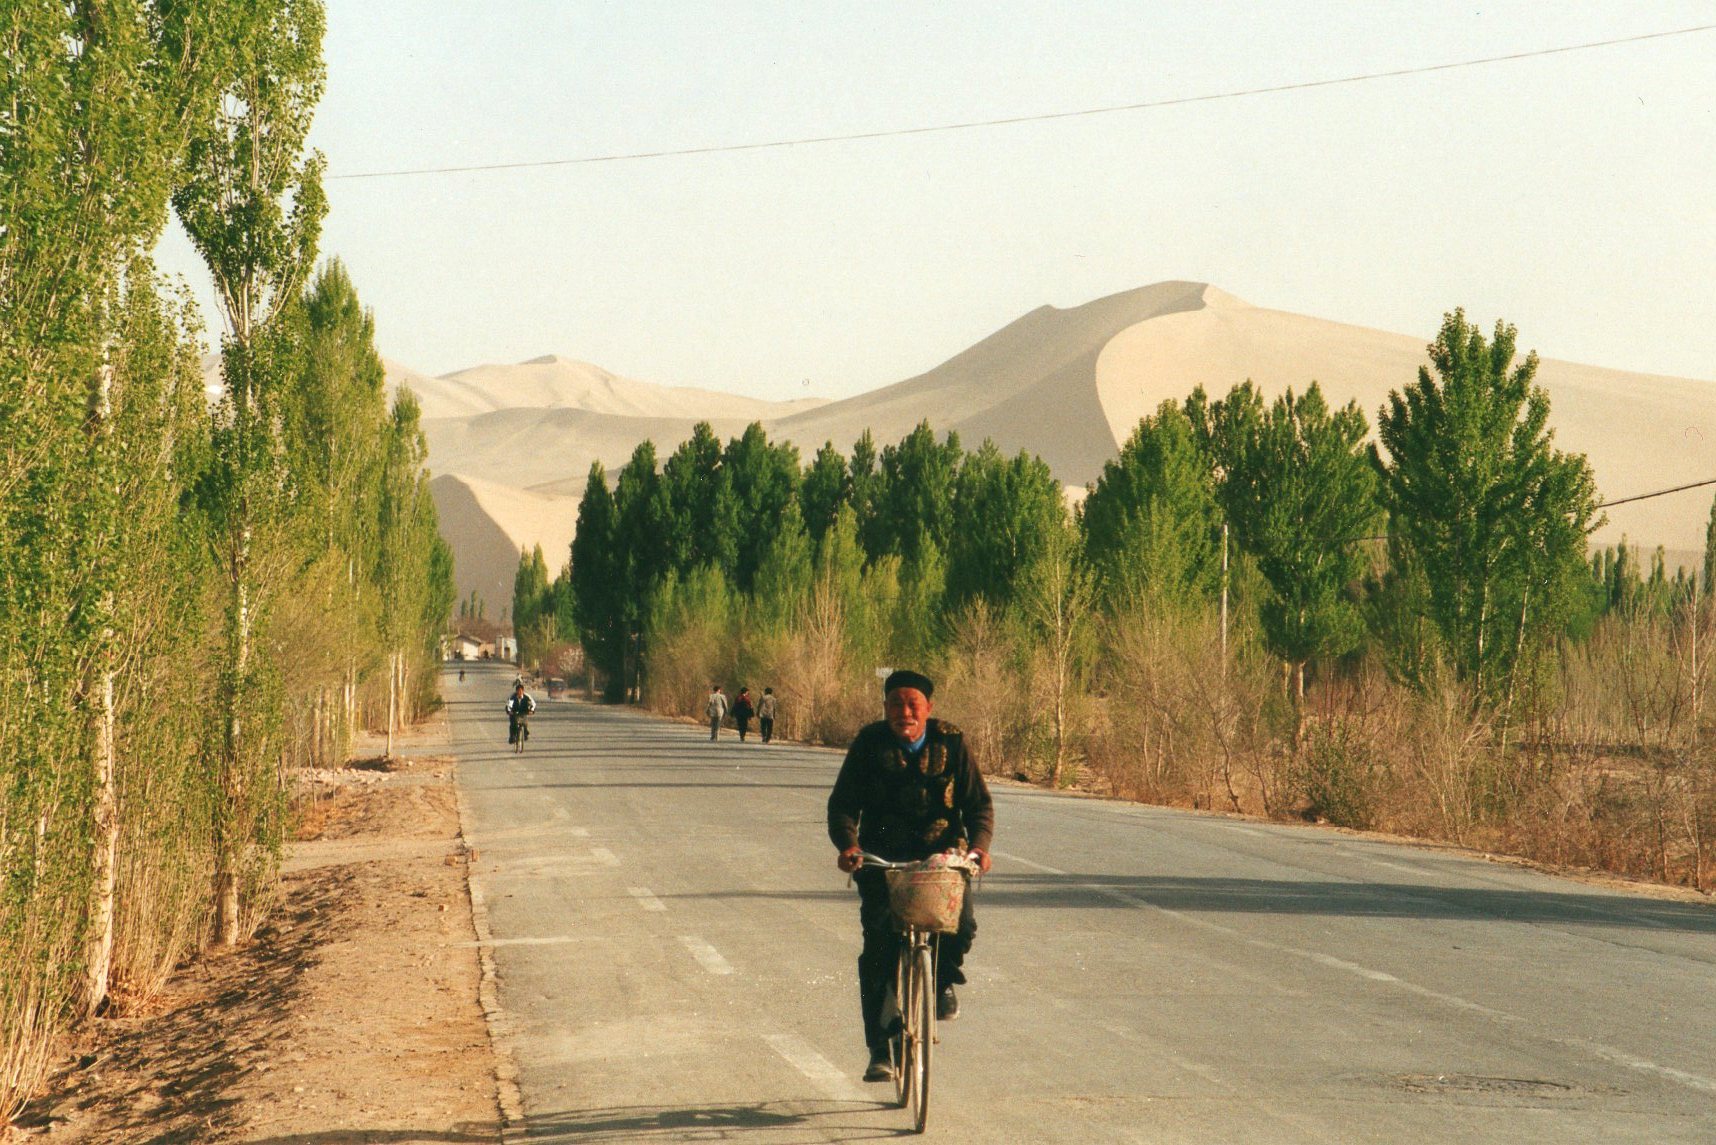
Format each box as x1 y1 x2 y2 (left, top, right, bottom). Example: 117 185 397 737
859 851 979 1134
510 714 528 753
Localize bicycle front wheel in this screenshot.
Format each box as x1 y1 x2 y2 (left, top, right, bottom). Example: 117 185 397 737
892 946 910 1108
908 942 934 1132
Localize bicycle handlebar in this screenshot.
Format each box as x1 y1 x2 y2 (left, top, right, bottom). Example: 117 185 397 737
858 851 981 875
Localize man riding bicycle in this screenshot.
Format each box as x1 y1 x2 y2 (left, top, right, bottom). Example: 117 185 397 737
506 681 536 745
827 669 994 1082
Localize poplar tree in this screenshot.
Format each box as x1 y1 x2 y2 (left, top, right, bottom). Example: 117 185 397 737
1204 382 1379 697
946 441 1063 612
1374 311 1601 708
283 259 389 763
1704 494 1716 592
1081 401 1222 611
722 423 801 591
571 462 626 697
848 430 881 559
511 545 552 666
1 0 238 1098
1016 511 1094 787
172 0 328 943
800 441 852 548
662 423 732 575
872 422 962 564
613 440 674 683
752 498 814 634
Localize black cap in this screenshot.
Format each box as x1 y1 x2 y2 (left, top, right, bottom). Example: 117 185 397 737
882 669 934 699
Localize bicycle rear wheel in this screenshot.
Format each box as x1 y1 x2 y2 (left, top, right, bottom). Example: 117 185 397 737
908 942 934 1132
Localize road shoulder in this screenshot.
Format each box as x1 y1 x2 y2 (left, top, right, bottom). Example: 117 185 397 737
7 716 503 1143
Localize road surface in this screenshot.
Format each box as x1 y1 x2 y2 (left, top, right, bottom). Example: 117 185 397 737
447 663 1716 1143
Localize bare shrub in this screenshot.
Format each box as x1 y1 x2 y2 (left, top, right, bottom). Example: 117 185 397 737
936 600 1029 776
1086 605 1281 813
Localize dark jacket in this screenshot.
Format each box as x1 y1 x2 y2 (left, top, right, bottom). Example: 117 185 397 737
827 718 994 861
506 693 536 717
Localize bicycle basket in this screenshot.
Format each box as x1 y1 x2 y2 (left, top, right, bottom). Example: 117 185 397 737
884 865 966 933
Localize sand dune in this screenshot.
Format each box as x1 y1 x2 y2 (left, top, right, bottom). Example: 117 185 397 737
1093 288 1716 551
773 280 1212 471
423 407 771 496
428 473 580 617
406 354 826 422
412 281 1715 604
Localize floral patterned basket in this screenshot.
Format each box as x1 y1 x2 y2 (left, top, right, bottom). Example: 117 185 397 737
884 864 967 933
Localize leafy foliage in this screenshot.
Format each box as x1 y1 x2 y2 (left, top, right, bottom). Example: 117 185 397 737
1374 311 1602 706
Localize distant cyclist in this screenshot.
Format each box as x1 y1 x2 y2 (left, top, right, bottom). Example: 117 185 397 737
506 682 536 746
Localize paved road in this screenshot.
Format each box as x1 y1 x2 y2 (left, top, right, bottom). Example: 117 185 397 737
446 663 1716 1143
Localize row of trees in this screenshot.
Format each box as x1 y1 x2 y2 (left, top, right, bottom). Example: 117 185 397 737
538 310 1602 720
532 310 1714 884
2 1 451 1117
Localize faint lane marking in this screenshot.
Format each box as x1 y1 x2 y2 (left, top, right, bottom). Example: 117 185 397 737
628 886 667 912
992 851 1716 1096
765 1033 868 1103
680 935 735 975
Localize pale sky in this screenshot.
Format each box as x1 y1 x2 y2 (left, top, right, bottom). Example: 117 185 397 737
155 2 1716 402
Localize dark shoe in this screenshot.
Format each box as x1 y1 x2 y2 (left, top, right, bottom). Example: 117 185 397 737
936 985 959 1021
863 1047 893 1082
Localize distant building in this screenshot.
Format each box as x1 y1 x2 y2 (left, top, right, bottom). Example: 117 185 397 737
448 634 489 660
497 635 518 661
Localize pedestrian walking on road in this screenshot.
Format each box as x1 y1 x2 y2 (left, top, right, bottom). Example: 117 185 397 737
733 687 755 741
757 687 777 743
706 685 729 741
828 669 994 1082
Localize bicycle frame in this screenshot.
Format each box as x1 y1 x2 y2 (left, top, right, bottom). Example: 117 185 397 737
859 852 978 1134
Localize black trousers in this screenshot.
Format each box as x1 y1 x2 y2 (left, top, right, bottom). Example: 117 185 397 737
508 715 528 744
854 868 977 1050
759 716 774 743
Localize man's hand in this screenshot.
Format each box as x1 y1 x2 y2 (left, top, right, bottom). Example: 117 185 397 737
968 848 992 875
837 846 863 873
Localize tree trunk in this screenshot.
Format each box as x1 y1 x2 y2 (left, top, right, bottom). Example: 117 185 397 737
385 650 398 759
85 667 118 1014
216 521 250 947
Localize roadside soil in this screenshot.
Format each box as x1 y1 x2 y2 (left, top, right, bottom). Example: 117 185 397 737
6 713 502 1144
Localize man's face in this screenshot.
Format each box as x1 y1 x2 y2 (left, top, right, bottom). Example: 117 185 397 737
885 687 933 742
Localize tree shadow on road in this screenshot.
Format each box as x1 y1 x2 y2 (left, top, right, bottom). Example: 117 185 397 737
503 1100 899 1142
975 873 1716 932
237 1101 902 1144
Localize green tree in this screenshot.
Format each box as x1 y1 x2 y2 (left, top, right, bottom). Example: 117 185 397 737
571 463 626 699
1081 401 1222 612
872 422 962 564
1704 494 1716 592
1016 512 1094 787
172 0 328 946
751 498 814 634
848 430 881 559
946 442 1063 612
511 544 553 667
723 423 801 591
800 441 851 548
662 423 735 576
1204 382 1379 697
1374 311 1602 708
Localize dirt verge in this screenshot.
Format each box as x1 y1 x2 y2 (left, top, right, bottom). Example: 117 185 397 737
7 715 502 1144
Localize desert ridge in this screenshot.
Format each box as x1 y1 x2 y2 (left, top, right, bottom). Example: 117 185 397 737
409 282 1716 615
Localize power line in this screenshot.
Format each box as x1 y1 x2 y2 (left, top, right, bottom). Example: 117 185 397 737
1599 476 1716 511
1336 477 1716 546
334 23 1716 182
